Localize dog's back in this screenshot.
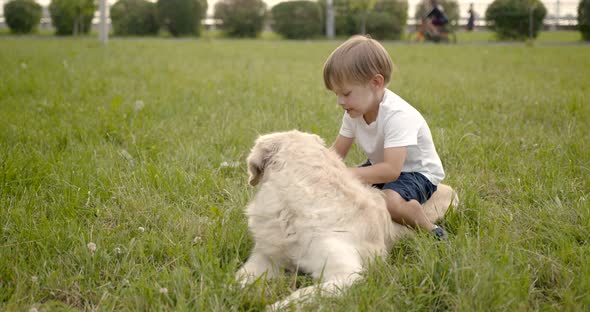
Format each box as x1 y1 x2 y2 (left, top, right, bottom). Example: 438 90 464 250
245 130 399 273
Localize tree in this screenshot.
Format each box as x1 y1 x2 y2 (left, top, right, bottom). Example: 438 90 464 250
214 0 266 38
3 0 42 34
110 0 159 36
579 0 590 40
350 0 377 35
271 1 322 39
318 0 407 39
156 0 204 36
49 0 96 35
485 0 546 40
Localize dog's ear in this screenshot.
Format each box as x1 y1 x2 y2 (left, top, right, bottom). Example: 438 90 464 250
247 136 280 186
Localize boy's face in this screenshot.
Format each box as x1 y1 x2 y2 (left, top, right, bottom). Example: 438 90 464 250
331 78 383 119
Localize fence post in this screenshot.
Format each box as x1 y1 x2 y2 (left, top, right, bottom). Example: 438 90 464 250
99 0 108 44
529 2 534 40
326 0 335 39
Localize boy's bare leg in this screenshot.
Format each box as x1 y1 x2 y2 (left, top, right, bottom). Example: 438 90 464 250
382 189 435 231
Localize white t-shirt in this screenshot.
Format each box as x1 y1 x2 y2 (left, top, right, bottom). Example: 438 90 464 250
339 89 445 185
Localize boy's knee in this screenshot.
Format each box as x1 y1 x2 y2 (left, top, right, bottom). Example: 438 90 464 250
382 189 403 211
382 189 403 204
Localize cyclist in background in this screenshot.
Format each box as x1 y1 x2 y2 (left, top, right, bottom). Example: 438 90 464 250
417 0 450 42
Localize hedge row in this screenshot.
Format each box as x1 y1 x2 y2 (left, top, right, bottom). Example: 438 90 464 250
4 0 588 41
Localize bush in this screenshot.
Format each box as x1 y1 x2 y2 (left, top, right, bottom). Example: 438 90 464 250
365 12 399 40
271 1 322 39
3 0 42 34
156 0 204 37
110 0 159 36
320 0 407 39
49 0 96 35
370 0 408 40
579 0 590 41
414 0 459 30
485 0 546 40
214 0 266 38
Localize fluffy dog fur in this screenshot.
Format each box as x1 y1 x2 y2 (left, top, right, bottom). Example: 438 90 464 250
236 130 458 309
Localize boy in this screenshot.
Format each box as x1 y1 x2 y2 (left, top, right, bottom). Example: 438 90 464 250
324 36 448 240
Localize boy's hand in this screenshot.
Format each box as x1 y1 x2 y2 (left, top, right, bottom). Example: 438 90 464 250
351 147 406 185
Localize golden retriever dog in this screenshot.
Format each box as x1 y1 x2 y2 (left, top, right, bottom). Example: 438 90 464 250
236 130 458 310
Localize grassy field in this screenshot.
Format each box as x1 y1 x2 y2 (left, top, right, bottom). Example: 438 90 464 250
1 28 587 44
456 30 586 43
1 38 589 311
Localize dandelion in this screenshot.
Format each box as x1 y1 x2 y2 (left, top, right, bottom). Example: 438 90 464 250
138 226 145 232
119 149 134 163
220 161 240 168
115 247 122 255
31 276 38 283
87 242 97 253
123 279 130 286
159 287 168 294
134 100 145 112
193 235 202 244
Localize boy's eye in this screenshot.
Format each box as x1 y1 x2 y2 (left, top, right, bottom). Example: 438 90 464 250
344 91 351 96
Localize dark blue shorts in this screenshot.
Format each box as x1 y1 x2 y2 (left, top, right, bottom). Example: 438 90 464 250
360 161 437 204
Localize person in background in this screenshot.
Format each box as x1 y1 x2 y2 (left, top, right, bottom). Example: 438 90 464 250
418 0 450 41
467 3 476 31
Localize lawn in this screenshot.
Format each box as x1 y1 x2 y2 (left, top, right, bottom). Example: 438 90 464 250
1 38 589 311
453 29 585 43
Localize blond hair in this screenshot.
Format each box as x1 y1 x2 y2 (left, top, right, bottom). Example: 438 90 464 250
323 35 393 90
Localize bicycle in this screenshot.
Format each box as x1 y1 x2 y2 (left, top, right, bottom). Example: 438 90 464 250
407 22 457 44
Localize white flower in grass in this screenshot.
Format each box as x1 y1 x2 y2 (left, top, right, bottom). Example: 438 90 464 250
134 100 145 112
159 287 168 294
119 149 134 163
87 242 97 253
220 161 240 168
115 247 122 255
29 307 38 312
138 226 145 232
123 279 130 286
31 276 38 283
193 235 202 244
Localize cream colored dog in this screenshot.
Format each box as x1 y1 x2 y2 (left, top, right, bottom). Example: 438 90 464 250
236 130 458 310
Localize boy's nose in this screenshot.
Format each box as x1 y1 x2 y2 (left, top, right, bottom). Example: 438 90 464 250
337 97 346 106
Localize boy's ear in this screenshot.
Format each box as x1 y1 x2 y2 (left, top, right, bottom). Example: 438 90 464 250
371 74 385 89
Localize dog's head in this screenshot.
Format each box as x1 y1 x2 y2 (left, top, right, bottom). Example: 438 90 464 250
247 130 325 186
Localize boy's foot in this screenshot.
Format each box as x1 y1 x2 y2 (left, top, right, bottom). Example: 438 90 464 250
431 225 448 241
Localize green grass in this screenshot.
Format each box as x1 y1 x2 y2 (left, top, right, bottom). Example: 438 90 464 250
1 38 589 311
2 28 585 44
455 30 585 43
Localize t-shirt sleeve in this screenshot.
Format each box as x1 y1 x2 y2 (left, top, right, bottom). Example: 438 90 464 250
383 111 422 148
339 113 356 138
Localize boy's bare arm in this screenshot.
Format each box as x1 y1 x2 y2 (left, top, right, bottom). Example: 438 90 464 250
330 135 354 159
349 147 406 185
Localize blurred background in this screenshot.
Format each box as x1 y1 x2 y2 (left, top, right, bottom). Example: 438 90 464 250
0 0 586 41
